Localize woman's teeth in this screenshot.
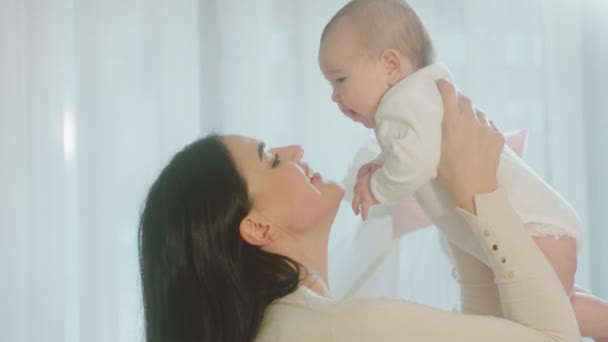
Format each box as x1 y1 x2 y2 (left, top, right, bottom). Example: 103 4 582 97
307 169 314 181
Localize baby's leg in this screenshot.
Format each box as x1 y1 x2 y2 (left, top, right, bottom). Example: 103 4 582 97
571 285 608 341
532 236 577 291
533 236 608 340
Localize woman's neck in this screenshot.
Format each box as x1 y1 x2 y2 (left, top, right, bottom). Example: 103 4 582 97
301 267 331 297
294 229 331 297
267 222 332 297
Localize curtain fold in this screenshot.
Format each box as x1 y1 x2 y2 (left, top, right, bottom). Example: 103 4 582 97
582 0 608 298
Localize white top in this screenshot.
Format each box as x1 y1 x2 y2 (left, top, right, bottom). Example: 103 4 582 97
256 189 580 341
371 64 450 204
370 64 582 253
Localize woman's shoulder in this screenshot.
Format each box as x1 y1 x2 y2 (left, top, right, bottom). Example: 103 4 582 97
256 286 336 341
258 287 432 341
334 295 425 321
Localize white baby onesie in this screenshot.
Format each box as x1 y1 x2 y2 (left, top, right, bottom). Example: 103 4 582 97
370 63 582 260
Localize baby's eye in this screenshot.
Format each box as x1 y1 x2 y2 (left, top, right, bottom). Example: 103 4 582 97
332 77 346 87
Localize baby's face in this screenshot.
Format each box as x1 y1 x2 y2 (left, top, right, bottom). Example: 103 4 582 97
318 24 391 129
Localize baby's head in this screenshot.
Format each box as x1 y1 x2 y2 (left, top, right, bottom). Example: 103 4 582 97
318 0 435 128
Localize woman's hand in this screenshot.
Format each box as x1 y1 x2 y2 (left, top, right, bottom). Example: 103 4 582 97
436 79 505 214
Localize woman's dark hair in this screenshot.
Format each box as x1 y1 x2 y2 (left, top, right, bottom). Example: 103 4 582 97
138 134 301 342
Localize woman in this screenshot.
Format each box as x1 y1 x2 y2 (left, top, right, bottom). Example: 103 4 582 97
138 80 580 341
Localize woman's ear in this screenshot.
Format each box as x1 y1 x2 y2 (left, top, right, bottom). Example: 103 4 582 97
239 213 279 247
381 49 413 86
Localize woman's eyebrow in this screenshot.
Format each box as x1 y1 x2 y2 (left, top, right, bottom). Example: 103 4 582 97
257 142 265 161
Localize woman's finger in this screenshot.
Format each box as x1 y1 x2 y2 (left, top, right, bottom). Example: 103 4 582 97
476 109 490 126
436 79 459 126
457 92 476 122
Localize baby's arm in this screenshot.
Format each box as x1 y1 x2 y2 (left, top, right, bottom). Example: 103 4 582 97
356 161 381 180
371 119 439 205
370 65 449 205
531 234 577 293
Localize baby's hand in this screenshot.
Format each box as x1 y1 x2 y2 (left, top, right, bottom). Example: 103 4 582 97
352 169 379 221
356 162 381 179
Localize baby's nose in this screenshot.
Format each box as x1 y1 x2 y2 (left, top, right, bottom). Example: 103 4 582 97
331 89 340 103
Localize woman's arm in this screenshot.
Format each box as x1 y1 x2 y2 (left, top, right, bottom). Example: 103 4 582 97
448 241 503 317
434 79 578 339
332 188 579 342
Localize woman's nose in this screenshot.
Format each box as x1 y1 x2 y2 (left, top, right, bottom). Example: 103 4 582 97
284 145 304 161
270 145 304 161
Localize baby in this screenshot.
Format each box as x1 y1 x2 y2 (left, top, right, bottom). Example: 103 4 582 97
318 0 607 340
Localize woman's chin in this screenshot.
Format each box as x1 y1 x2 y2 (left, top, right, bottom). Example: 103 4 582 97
328 185 346 216
323 181 345 202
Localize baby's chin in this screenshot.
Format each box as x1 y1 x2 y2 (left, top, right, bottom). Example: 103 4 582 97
362 121 377 129
357 114 377 129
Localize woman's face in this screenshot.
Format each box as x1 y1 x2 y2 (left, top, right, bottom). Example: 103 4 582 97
223 135 344 236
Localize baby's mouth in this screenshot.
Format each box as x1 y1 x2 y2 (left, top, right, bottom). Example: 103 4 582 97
346 109 359 121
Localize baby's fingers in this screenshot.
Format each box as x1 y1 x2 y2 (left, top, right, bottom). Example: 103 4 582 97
361 202 369 221
352 194 361 215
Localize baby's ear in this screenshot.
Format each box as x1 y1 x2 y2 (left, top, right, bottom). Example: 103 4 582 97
380 49 402 85
381 49 414 86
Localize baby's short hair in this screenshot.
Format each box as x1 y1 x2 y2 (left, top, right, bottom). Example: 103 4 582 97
321 0 435 68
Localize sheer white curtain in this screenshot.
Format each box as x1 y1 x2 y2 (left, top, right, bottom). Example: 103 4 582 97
582 0 608 299
0 0 604 341
1 1 203 341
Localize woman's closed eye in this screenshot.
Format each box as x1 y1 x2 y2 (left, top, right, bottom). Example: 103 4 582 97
271 153 280 168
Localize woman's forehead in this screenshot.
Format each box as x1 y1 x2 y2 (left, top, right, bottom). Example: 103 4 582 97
222 135 264 175
224 133 255 152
